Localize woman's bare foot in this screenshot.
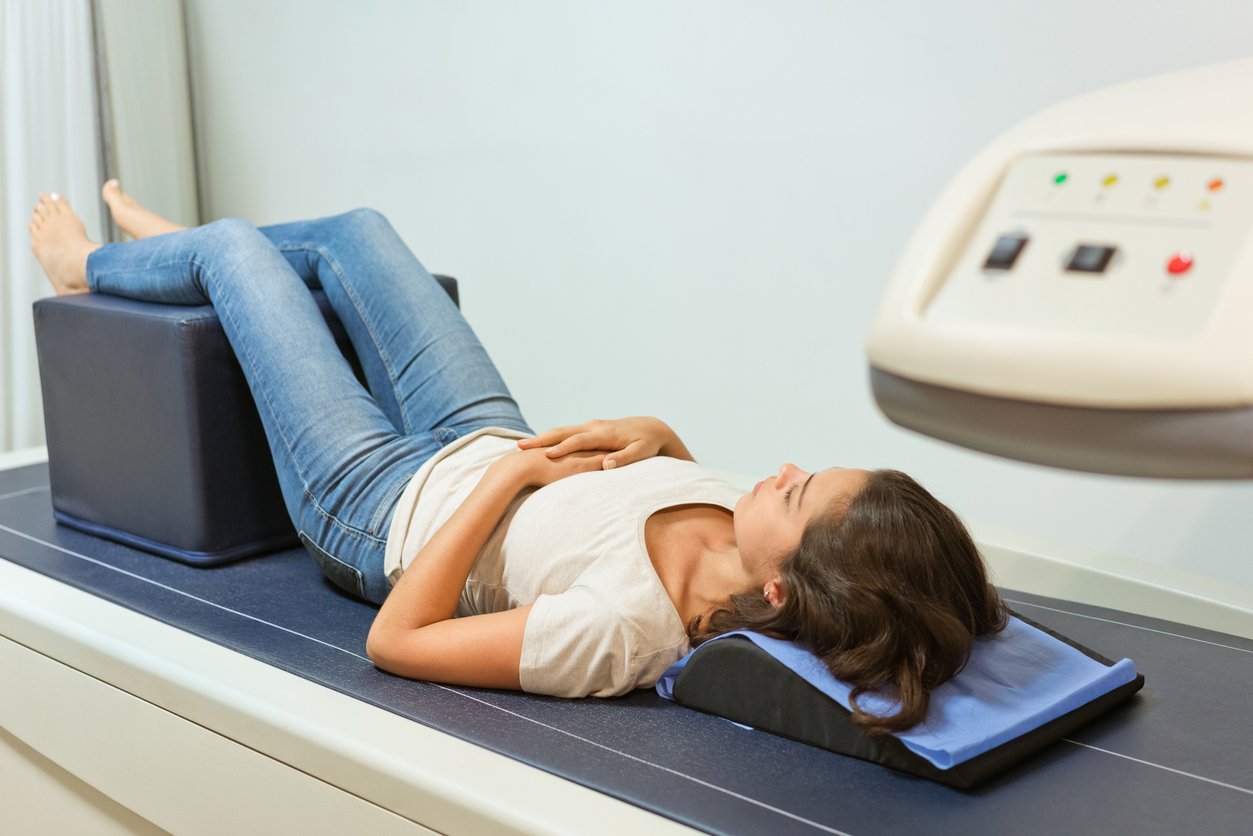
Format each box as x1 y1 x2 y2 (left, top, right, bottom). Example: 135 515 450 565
102 179 185 239
28 193 100 296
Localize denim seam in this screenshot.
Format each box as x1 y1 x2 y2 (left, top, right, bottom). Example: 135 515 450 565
304 489 388 545
298 530 366 599
278 242 412 435
89 254 209 301
199 253 391 548
367 474 411 538
191 255 344 544
297 529 363 575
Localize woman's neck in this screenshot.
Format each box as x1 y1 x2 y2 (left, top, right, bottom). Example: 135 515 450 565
644 506 752 628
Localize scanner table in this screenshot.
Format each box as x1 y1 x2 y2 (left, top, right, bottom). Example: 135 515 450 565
1 458 1250 834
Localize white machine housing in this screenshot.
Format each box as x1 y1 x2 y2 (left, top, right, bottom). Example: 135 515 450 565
867 58 1253 478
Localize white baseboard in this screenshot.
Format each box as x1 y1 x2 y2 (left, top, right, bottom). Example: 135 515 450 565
0 446 49 471
974 523 1253 641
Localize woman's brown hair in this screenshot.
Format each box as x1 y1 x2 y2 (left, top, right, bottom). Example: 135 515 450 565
689 469 1007 735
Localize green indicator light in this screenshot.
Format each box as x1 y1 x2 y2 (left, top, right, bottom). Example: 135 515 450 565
1054 172 1069 185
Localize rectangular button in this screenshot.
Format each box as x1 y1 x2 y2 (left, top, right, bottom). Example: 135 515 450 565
983 234 1029 270
1066 244 1117 274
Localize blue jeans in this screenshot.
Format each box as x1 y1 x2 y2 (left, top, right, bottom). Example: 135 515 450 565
85 208 531 604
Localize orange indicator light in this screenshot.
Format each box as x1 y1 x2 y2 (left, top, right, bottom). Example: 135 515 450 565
1209 178 1225 192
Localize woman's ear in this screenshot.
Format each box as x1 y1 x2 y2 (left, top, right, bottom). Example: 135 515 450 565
763 578 786 608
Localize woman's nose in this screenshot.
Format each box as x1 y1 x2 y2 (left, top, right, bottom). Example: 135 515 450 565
778 462 808 483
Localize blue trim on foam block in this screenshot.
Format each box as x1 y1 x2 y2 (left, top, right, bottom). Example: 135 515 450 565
53 508 300 566
657 618 1139 770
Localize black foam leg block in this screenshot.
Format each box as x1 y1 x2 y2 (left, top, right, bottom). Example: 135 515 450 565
31 277 458 566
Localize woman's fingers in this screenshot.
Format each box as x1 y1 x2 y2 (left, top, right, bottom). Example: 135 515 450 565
516 425 575 449
603 439 650 470
546 428 614 458
536 450 605 486
517 419 671 470
517 421 603 450
607 438 663 469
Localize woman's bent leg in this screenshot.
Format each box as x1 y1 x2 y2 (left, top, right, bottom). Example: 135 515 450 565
255 209 531 439
85 219 434 603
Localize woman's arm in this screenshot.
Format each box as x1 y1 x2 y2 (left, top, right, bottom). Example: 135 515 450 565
516 416 694 467
365 447 605 688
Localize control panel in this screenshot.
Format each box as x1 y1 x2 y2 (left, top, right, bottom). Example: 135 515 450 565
924 153 1253 339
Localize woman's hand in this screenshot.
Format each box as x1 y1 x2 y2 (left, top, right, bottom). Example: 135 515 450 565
516 416 693 470
489 446 607 488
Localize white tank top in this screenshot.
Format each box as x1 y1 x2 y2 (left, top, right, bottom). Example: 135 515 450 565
382 427 743 697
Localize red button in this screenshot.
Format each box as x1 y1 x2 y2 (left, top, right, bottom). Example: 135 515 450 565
1167 251 1194 275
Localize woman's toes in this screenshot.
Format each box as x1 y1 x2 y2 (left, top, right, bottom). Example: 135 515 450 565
27 191 96 296
102 181 185 239
38 193 61 217
101 179 130 208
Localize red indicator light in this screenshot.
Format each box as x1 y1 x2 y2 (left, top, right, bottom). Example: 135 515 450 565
1167 252 1194 275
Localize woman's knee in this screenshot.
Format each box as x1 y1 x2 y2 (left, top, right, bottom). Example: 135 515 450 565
199 216 259 239
185 218 281 291
342 206 390 228
192 217 272 258
324 207 396 245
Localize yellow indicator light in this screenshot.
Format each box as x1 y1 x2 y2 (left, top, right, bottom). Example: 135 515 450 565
1199 200 1211 212
1154 176 1171 190
1103 174 1118 187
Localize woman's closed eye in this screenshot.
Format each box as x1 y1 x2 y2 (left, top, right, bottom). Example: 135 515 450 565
784 485 796 507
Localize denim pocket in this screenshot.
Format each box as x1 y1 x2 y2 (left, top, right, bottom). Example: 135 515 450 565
299 531 366 599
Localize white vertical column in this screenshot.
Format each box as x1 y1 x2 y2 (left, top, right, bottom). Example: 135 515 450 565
98 0 199 230
0 0 105 454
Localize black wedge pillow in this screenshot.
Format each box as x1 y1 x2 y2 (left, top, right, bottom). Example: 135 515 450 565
658 611 1143 789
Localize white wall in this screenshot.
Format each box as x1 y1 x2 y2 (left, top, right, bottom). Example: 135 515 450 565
182 0 1253 602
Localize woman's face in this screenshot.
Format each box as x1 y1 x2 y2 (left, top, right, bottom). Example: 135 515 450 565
733 463 870 588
